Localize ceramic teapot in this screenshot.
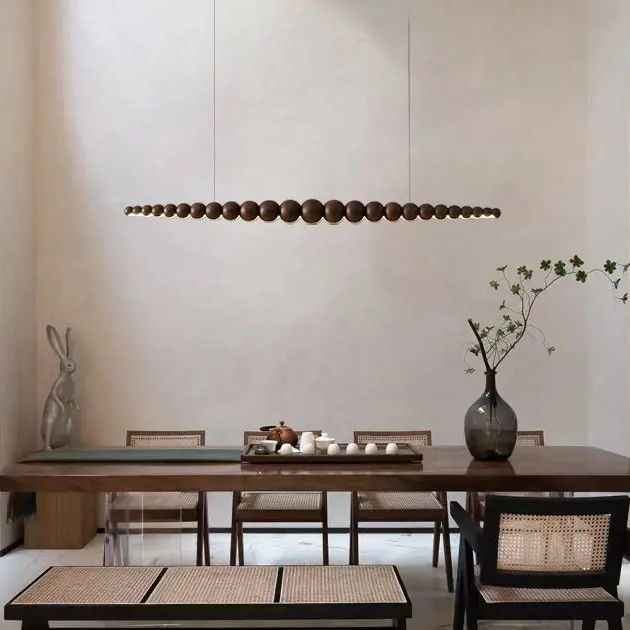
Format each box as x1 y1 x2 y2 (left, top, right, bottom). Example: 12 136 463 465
259 421 299 447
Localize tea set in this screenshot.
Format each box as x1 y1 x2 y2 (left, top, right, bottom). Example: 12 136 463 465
256 421 399 456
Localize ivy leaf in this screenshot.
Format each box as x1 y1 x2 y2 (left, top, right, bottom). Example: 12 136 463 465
531 288 543 295
499 300 506 310
613 278 620 289
547 346 556 355
510 284 521 295
502 314 511 321
554 261 567 276
469 345 480 356
622 293 628 304
496 329 505 337
496 265 508 272
575 270 587 283
604 260 617 275
569 255 584 268
489 280 499 290
517 266 534 280
623 263 630 273
540 260 552 271
506 323 516 333
465 367 475 374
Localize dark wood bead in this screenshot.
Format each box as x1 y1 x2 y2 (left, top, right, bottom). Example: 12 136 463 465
176 203 191 218
461 205 473 218
482 207 493 217
472 206 483 218
324 200 344 223
279 200 300 222
260 200 280 222
492 208 501 218
240 201 259 221
191 202 205 218
366 201 384 222
223 201 240 220
448 205 461 219
141 205 152 216
132 205 142 215
164 204 176 217
124 206 133 215
402 203 418 220
346 200 365 223
384 202 402 221
435 204 448 219
206 202 222 219
302 199 324 224
419 204 434 220
152 204 164 217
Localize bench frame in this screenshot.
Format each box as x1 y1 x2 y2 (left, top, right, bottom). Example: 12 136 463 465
6 565 412 630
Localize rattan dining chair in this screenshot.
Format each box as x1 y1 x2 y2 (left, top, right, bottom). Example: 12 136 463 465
350 430 453 592
451 494 629 630
467 430 550 521
106 430 209 566
230 430 329 566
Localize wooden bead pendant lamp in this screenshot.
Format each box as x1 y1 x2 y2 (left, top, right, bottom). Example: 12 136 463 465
124 8 500 224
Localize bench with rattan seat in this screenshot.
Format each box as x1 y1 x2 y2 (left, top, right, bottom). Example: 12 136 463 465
5 564 412 630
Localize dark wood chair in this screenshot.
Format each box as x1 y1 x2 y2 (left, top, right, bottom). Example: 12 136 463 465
467 430 549 521
451 494 629 630
106 430 210 566
349 430 453 592
230 430 329 566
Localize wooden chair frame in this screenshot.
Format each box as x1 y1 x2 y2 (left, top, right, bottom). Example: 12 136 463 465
349 430 453 592
466 430 546 521
107 430 209 566
230 430 329 566
451 495 629 630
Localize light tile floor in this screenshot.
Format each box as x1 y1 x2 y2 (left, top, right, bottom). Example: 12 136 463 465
0 532 627 628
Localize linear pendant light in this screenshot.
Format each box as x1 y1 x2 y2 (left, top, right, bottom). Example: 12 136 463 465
124 4 500 224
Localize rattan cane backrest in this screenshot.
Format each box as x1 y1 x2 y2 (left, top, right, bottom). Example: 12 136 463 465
481 495 629 590
354 430 432 447
516 431 545 447
126 430 205 448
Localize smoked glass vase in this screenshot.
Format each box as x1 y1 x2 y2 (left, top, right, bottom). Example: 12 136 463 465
464 370 517 461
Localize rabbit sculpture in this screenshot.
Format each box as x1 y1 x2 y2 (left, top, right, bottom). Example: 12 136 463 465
41 325 79 450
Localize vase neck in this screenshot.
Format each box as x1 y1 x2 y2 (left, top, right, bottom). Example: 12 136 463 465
485 370 497 392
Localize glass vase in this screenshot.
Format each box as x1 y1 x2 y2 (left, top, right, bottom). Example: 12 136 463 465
464 370 517 461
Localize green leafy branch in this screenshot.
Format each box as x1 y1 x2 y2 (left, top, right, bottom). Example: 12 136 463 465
464 256 629 374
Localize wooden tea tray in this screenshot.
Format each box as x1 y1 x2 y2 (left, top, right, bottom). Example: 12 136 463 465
240 443 423 464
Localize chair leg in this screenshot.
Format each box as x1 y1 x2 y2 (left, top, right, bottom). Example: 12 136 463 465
195 497 203 566
608 618 622 630
202 494 210 566
582 620 595 630
237 522 245 566
229 492 239 566
432 520 441 568
321 492 329 566
441 510 454 593
453 544 465 630
350 492 359 565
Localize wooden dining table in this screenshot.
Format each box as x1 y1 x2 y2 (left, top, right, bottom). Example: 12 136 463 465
1 445 630 494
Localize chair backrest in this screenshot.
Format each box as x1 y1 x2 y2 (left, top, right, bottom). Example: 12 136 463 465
516 430 545 446
354 430 432 447
480 494 629 591
243 430 322 445
126 430 205 448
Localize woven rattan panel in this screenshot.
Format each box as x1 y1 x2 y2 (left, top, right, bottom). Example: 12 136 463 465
13 567 160 605
147 567 278 605
111 491 198 511
475 568 616 604
355 433 429 447
358 491 442 511
516 434 543 447
238 492 322 511
128 434 203 448
497 513 611 573
281 566 407 604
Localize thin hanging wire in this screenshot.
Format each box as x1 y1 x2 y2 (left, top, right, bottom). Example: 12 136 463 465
407 13 411 203
212 0 217 202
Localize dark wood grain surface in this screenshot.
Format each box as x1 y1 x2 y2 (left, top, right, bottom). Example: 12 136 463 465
1 446 630 493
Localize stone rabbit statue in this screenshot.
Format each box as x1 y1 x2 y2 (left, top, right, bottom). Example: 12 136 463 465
41 325 79 450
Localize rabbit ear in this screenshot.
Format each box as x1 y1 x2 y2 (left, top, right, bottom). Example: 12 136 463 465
46 325 65 360
65 328 72 358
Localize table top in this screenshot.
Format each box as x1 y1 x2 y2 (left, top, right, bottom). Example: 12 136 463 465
2 445 630 493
